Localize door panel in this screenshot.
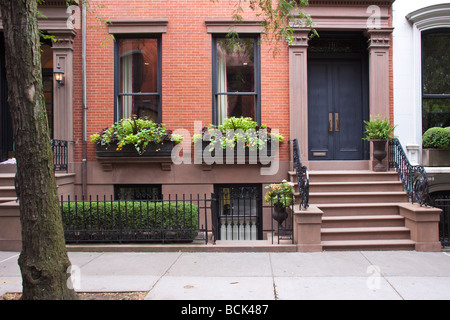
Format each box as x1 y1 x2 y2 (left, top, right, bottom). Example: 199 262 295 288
308 62 333 160
308 59 366 160
333 61 364 160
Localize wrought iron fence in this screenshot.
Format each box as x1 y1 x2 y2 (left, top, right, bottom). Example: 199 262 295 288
434 198 450 247
388 138 430 206
51 139 68 172
60 194 210 244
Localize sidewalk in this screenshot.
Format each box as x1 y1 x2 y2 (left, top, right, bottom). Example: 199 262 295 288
1 250 450 300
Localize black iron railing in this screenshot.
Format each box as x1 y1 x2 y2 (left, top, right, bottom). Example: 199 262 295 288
292 139 309 209
51 139 68 172
388 138 430 206
61 194 210 244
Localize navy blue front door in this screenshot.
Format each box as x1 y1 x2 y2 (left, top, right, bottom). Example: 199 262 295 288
308 59 367 161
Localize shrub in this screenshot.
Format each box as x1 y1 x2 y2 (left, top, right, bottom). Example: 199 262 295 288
363 115 396 140
422 127 450 149
61 200 200 241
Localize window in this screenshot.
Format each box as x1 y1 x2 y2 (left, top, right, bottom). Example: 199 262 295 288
212 36 260 125
114 185 162 201
422 29 450 133
115 37 162 122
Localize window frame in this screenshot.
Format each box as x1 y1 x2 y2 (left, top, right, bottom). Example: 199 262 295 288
421 28 450 133
114 34 162 123
211 34 261 125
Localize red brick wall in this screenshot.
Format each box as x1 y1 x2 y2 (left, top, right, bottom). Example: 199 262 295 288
73 0 291 162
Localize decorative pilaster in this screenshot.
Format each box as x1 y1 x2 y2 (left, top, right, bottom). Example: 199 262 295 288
366 28 394 119
289 28 310 165
49 29 77 172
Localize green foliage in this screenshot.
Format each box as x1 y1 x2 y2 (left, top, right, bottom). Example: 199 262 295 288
61 200 200 239
193 117 284 151
363 116 396 140
264 180 295 208
212 0 318 55
90 116 182 154
422 127 450 149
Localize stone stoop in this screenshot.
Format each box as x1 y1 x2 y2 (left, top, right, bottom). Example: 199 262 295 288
0 172 76 251
290 170 421 251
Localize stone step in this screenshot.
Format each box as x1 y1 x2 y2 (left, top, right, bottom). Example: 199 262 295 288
322 215 406 228
289 170 400 183
0 186 16 198
308 181 404 193
321 239 416 251
307 191 409 204
0 173 15 186
316 203 401 216
321 226 411 241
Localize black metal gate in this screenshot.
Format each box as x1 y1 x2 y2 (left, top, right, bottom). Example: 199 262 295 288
212 185 263 241
434 198 450 247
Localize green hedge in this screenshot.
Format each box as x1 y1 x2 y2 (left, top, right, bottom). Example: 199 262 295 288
61 201 200 240
423 127 450 149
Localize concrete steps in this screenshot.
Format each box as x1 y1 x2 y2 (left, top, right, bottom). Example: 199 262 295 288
289 170 416 251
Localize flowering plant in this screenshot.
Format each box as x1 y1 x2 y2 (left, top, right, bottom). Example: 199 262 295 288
90 116 183 155
192 117 284 152
264 180 295 208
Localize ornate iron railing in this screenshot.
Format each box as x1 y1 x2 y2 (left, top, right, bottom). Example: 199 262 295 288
292 139 309 209
388 138 430 206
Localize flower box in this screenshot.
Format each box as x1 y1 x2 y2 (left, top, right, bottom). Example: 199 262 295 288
95 141 175 171
197 140 274 166
96 141 175 158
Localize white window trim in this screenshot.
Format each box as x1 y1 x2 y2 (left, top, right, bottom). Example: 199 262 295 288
405 4 450 164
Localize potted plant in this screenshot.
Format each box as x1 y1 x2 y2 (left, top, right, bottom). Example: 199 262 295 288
422 127 450 167
363 116 396 172
265 180 295 224
192 117 284 163
91 116 183 157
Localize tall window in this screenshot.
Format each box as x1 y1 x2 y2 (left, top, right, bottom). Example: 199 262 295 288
422 29 450 133
115 37 161 122
212 36 260 125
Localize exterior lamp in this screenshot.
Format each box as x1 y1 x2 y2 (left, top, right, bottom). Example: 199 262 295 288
54 63 65 87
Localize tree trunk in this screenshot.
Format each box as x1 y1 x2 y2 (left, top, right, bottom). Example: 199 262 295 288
0 0 77 300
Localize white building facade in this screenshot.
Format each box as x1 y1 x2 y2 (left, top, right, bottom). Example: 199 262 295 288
393 0 450 194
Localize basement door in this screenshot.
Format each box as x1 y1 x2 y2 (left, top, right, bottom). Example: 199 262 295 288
308 58 368 161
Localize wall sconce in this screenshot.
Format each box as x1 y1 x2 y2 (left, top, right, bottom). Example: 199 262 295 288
54 63 65 88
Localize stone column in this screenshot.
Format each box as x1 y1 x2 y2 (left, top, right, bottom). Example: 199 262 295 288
366 28 394 120
289 28 310 165
49 30 76 172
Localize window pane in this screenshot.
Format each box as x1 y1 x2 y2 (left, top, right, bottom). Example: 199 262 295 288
118 95 159 122
422 31 450 95
422 98 450 133
114 185 161 201
120 38 158 94
216 38 255 93
216 94 255 124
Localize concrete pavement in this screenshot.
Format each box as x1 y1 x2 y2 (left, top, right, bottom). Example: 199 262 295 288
1 250 450 300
